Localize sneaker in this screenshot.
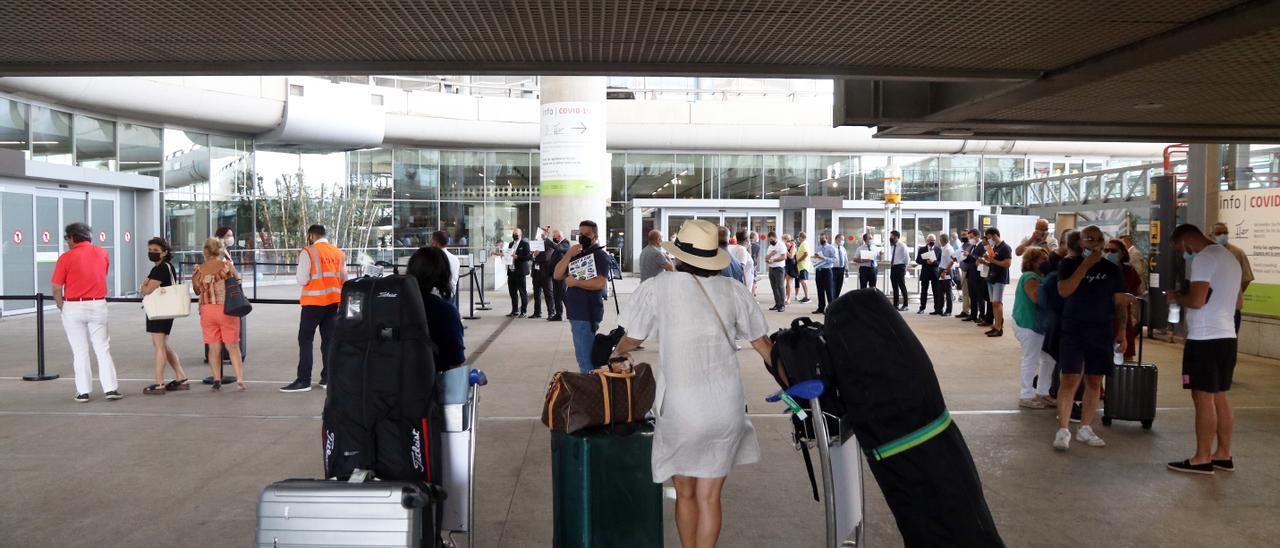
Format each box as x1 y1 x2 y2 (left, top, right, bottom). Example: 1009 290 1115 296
1076 426 1106 447
1019 398 1047 409
279 380 312 393
1038 394 1058 406
1212 458 1235 472
1053 428 1071 451
1168 459 1215 475
317 381 328 390
73 393 90 403
799 297 811 303
104 391 124 401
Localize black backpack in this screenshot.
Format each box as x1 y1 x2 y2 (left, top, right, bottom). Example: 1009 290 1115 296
767 317 848 502
321 275 443 489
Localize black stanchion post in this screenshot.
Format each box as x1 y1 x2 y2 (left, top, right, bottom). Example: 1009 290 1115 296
22 293 59 381
611 275 620 315
476 263 492 312
463 267 480 321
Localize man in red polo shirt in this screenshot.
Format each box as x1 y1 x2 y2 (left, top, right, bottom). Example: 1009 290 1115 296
52 222 121 403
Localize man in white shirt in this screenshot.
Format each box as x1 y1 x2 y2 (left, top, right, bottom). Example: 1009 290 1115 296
765 232 788 311
886 230 911 310
832 234 850 297
936 233 955 315
731 229 755 292
1016 218 1059 256
431 231 461 298
853 232 882 291
1167 224 1243 475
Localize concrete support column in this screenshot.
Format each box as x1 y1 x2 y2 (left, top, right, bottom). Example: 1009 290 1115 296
539 76 607 239
1226 144 1251 190
1185 143 1221 228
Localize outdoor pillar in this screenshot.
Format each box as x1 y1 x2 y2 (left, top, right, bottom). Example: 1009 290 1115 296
1186 144 1222 228
539 76 608 239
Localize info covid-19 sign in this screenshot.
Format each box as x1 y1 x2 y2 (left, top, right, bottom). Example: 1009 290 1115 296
1218 188 1280 317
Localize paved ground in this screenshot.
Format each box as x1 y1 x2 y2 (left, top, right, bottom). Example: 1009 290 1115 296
2 278 1279 547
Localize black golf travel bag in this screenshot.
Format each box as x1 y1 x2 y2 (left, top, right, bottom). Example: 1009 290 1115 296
321 275 444 546
823 289 1004 547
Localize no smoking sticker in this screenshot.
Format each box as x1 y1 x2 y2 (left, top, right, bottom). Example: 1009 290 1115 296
12 230 22 245
98 231 107 243
123 231 131 243
40 230 50 244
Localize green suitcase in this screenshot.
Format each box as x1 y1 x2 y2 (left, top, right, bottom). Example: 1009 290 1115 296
551 424 663 548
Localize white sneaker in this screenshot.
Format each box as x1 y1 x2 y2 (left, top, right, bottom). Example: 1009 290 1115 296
1053 428 1071 451
1076 426 1106 447
1019 398 1047 409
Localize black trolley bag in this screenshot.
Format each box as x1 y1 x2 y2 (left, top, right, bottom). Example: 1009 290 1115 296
321 275 445 546
823 289 1004 547
1103 298 1157 429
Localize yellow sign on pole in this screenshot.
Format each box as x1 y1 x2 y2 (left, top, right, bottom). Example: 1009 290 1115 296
1151 220 1161 243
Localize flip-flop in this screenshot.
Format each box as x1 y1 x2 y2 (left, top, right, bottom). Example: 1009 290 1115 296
165 378 190 391
143 384 166 395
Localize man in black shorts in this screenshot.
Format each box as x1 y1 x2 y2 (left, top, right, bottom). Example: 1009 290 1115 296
1167 224 1243 475
1052 225 1130 451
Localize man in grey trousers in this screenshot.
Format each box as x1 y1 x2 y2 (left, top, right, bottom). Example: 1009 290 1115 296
764 232 789 311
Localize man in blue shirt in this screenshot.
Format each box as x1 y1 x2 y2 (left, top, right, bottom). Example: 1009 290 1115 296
717 226 745 283
813 232 838 314
554 220 612 373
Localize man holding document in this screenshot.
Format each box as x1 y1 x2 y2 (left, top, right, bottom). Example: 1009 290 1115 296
854 232 881 290
555 220 612 373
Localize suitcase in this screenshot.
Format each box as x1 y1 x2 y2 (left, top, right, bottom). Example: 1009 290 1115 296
551 424 662 548
255 479 439 547
1103 301 1157 429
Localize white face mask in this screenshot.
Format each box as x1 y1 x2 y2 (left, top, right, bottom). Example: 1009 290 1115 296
223 237 235 248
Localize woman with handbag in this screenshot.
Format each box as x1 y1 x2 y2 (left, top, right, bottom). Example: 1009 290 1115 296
611 219 773 548
192 238 245 391
141 237 190 394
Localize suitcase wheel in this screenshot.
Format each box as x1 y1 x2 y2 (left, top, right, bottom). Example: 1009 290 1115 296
1141 420 1153 430
1101 416 1112 426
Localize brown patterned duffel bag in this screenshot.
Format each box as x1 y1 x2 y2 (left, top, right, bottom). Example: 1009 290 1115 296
541 361 656 434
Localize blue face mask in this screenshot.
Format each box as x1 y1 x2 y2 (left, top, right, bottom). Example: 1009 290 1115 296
1215 234 1228 246
1082 248 1093 257
1183 251 1196 263
1105 252 1121 264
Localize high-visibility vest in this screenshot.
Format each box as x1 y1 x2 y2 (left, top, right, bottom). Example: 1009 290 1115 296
300 242 344 306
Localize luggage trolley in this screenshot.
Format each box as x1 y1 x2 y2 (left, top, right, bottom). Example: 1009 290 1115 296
442 368 487 548
770 381 865 547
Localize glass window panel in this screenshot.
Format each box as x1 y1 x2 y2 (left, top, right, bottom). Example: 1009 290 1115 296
625 153 674 199
673 154 711 199
393 148 435 200
163 129 209 196
440 151 487 200
118 123 162 177
31 106 72 164
900 156 940 201
164 199 210 253
491 152 532 201
210 135 254 196
0 98 29 154
859 155 888 201
393 201 439 249
440 202 480 254
610 153 625 201
810 155 854 198
719 154 761 199
74 115 116 171
253 150 299 198
763 154 807 197
981 157 1026 185
210 196 254 263
531 152 542 200
940 156 979 201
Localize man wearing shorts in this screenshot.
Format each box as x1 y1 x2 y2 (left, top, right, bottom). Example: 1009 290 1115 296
1167 224 1242 475
980 228 1013 337
1052 225 1130 451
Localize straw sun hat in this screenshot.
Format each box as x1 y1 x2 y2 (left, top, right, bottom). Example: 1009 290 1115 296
661 219 730 271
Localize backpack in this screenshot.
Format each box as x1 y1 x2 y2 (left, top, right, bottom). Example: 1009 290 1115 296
321 275 442 488
767 317 846 502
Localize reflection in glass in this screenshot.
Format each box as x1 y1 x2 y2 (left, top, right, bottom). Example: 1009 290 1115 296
164 200 210 252
610 153 626 201
392 148 438 200
625 153 674 199
441 151 487 200
393 201 439 249
940 156 979 201
163 129 210 196
673 154 711 199
491 152 532 201
118 123 162 177
211 135 254 196
859 156 888 201
719 155 761 199
0 98 29 154
440 202 479 251
764 155 807 197
809 156 855 199
901 156 940 201
31 106 72 164
982 157 1026 185
74 115 116 171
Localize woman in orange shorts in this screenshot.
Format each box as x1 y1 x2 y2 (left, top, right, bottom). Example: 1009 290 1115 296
192 238 245 391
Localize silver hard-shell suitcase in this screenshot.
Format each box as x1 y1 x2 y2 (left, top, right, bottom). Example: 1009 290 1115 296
256 479 433 547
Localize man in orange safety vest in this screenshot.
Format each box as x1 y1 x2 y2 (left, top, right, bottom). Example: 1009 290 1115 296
280 224 347 393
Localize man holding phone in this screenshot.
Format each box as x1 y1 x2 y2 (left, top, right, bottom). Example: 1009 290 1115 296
1017 218 1058 256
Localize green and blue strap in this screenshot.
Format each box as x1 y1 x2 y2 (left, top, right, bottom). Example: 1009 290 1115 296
866 410 953 461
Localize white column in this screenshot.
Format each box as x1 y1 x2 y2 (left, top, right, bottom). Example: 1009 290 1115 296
539 76 608 238
1186 144 1222 228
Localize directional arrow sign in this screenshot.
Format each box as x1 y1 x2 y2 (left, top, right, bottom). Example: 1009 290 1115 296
573 122 588 134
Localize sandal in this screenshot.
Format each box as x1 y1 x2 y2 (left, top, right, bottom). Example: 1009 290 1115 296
143 384 166 395
165 378 190 391
212 381 222 391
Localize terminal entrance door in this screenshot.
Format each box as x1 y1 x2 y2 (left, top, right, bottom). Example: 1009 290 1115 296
29 189 89 313
659 209 781 271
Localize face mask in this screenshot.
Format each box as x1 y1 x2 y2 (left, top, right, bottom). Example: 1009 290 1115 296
928 241 935 247
148 251 162 262
579 234 592 248
1082 248 1093 257
1183 251 1196 263
223 237 234 248
512 233 519 240
960 238 968 244
1105 252 1121 264
1215 234 1228 246
769 239 776 245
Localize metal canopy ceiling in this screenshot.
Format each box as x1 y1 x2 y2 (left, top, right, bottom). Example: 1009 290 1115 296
2 0 1278 141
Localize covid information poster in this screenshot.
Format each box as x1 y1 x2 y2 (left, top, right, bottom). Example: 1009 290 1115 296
1218 189 1280 317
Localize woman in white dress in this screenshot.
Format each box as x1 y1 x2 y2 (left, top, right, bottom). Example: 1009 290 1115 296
613 219 773 548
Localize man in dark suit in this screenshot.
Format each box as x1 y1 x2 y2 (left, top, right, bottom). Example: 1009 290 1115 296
529 226 554 319
505 228 531 317
916 234 942 314
546 229 571 321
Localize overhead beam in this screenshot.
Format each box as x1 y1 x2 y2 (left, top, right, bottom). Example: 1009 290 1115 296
916 0 1280 123
0 61 1038 81
873 124 1280 144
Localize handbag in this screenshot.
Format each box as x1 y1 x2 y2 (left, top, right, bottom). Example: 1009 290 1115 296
223 275 253 317
590 326 626 368
541 360 656 434
142 263 191 320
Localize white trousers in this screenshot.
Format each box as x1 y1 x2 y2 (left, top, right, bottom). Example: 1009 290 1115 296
61 300 118 395
1013 324 1054 400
